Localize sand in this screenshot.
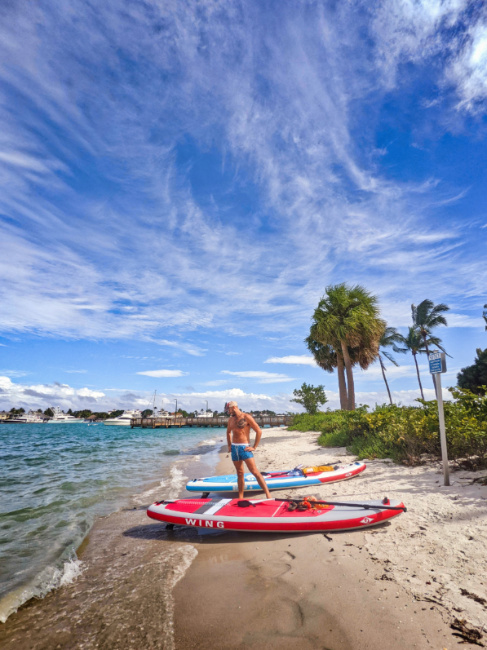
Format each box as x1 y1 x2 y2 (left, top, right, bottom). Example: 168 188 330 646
1 427 486 649
174 427 487 648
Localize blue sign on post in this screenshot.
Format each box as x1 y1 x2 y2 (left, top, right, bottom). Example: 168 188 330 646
428 350 449 485
429 351 446 374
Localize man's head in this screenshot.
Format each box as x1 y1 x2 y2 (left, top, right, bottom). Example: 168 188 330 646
226 400 238 415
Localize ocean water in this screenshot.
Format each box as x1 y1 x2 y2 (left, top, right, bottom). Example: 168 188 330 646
0 421 226 623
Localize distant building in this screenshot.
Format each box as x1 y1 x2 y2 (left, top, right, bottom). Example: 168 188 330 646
196 409 213 418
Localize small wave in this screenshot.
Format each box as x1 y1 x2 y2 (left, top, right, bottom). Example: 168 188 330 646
163 449 180 456
59 557 84 587
159 545 198 650
133 478 167 505
0 554 83 624
166 465 187 500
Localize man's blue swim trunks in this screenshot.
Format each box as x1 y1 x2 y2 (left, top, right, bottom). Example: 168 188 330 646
231 443 254 461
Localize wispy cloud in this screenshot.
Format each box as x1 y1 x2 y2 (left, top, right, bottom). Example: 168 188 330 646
221 370 295 384
265 355 317 367
0 0 486 417
136 369 188 378
0 0 485 349
0 369 30 378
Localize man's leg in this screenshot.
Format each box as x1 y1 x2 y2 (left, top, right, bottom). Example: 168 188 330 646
233 460 246 499
244 457 271 499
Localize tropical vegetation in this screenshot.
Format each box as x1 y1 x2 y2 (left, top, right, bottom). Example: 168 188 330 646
306 286 453 409
457 348 487 396
307 284 385 410
291 383 327 415
289 388 487 469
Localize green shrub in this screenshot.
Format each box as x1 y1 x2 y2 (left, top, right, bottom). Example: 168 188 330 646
289 389 487 468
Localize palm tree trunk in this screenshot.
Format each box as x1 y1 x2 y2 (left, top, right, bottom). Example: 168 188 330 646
336 354 348 410
422 333 438 398
379 355 393 405
341 341 355 410
413 351 424 400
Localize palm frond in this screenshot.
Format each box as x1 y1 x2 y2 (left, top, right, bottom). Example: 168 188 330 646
381 350 399 366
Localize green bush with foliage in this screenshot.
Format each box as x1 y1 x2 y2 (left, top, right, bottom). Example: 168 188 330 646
289 388 487 469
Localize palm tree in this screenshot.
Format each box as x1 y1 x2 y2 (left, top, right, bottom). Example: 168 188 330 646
400 327 426 400
411 299 449 359
306 327 381 410
306 328 346 408
412 299 449 397
399 327 445 400
309 284 385 410
378 326 407 405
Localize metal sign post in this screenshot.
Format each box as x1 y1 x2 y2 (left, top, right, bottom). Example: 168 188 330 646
429 351 449 486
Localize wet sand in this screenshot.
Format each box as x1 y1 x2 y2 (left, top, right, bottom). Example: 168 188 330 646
1 428 485 649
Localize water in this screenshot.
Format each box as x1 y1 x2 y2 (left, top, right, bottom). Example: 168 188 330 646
0 422 225 623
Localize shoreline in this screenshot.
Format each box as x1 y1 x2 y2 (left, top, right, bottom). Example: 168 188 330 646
1 427 485 648
0 434 226 649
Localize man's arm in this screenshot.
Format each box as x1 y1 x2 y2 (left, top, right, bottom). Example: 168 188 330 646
226 419 232 452
245 414 262 451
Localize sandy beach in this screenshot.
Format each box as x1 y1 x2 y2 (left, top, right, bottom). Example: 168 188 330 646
173 427 487 649
1 427 486 649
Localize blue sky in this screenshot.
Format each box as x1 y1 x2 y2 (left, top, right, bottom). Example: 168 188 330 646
1 0 486 414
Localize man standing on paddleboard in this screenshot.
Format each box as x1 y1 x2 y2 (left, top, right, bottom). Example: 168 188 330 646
226 401 272 499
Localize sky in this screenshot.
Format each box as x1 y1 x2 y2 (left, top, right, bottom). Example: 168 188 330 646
1 0 487 415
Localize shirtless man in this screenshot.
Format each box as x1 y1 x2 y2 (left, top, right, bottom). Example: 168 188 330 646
226 401 271 499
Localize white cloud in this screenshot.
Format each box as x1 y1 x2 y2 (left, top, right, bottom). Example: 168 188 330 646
65 369 87 374
0 375 455 415
447 21 487 111
152 339 207 357
446 313 486 328
0 0 485 355
0 369 30 378
356 361 461 385
161 388 293 413
221 370 294 384
0 375 105 409
136 369 188 378
265 355 317 366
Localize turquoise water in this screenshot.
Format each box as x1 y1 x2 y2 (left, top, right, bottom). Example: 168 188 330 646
0 422 225 622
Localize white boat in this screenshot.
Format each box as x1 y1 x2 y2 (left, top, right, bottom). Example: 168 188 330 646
4 412 47 423
102 410 142 426
47 407 84 423
196 410 214 418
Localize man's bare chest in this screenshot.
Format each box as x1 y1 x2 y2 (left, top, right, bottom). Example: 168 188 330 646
230 416 250 437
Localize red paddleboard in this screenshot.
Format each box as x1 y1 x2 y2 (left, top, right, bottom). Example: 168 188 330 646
147 497 405 533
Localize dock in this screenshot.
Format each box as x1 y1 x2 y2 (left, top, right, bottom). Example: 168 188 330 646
130 415 293 428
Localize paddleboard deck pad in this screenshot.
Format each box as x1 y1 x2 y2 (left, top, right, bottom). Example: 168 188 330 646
147 496 405 533
186 461 366 493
